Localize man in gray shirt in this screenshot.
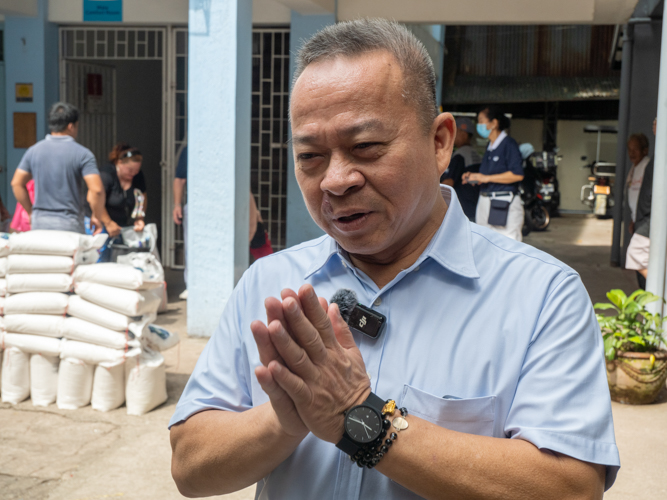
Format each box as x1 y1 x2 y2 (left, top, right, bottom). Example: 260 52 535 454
11 102 120 235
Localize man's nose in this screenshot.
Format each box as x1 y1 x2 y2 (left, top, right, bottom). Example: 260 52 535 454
320 153 364 196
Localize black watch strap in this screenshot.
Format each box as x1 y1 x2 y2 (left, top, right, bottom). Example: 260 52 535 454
336 392 386 456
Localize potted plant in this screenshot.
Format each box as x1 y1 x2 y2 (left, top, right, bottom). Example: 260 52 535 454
595 289 667 405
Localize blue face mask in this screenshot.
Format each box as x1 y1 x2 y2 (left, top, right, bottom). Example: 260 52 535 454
477 123 491 139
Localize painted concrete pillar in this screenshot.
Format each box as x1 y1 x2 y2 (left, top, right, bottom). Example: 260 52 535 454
285 11 334 248
3 0 58 208
187 0 252 337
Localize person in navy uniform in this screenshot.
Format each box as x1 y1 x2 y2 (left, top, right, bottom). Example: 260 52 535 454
440 116 481 222
463 105 524 240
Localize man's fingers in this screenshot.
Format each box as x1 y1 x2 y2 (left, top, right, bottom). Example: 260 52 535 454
251 320 284 366
318 296 329 313
255 365 302 424
268 319 318 379
280 288 299 302
282 296 329 363
298 285 338 348
265 296 287 326
269 360 313 407
329 304 357 350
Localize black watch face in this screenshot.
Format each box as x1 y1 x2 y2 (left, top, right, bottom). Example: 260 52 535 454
345 406 382 444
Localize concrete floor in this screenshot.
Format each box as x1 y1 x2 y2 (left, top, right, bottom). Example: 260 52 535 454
0 215 664 499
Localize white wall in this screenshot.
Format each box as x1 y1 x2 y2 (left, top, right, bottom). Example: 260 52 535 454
511 118 618 212
49 0 290 24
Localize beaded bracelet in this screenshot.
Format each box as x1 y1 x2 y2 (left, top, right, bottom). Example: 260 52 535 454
350 401 408 469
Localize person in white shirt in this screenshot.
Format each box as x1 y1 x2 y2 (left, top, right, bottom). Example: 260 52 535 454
625 133 650 232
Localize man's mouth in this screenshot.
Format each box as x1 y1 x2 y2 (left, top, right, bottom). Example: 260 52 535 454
332 211 372 232
336 213 367 223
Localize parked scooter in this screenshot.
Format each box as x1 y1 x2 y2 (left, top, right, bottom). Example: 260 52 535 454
580 125 617 218
519 144 561 236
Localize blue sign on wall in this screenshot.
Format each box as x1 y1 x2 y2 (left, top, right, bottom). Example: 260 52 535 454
84 0 123 22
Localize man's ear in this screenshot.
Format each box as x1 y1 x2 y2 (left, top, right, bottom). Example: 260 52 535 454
433 113 456 178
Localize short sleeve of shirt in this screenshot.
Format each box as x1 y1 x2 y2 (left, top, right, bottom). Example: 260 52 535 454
504 273 620 490
441 154 465 183
81 150 99 177
504 139 524 176
133 170 147 192
175 145 188 179
17 147 34 174
168 273 252 427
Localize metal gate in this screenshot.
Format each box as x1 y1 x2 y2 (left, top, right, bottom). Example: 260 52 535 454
165 27 291 267
252 28 290 251
163 28 188 268
60 26 291 267
60 61 116 167
59 26 171 262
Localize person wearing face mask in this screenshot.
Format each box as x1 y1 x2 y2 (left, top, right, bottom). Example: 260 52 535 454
91 142 148 262
463 105 524 240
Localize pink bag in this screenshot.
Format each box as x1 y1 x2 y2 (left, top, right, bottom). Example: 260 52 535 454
10 180 34 232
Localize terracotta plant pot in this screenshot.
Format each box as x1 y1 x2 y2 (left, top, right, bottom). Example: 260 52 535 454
606 350 667 404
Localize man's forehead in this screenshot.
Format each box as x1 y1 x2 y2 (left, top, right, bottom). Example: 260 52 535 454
292 51 403 105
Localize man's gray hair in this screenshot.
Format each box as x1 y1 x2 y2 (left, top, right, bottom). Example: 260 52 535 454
48 102 79 133
294 18 438 131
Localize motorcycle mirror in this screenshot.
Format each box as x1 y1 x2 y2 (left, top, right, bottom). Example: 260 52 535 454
581 156 587 161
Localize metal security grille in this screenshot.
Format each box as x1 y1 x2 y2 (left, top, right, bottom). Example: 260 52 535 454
169 28 188 268
59 26 291 267
60 28 164 60
252 28 290 251
60 25 171 262
61 61 116 168
164 28 290 266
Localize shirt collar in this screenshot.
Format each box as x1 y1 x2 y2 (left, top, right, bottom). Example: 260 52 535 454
487 130 508 151
46 134 74 142
304 185 479 280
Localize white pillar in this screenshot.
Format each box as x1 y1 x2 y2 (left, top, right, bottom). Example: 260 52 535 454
187 0 252 337
285 11 334 248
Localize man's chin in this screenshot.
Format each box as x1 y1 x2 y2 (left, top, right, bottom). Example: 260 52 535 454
329 232 387 259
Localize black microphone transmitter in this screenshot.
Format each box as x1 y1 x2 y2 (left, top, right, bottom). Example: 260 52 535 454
348 304 386 339
330 288 387 340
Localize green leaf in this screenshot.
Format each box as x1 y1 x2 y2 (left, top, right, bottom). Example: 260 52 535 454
636 292 660 308
605 345 616 361
624 302 641 317
607 290 627 309
628 336 646 345
594 303 618 311
628 289 644 302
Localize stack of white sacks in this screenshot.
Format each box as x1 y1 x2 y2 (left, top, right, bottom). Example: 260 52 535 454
0 231 179 415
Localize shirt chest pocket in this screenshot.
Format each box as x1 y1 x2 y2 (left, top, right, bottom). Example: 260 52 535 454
399 385 497 437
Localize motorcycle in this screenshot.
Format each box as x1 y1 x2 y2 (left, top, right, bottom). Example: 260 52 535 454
580 125 617 218
519 145 561 236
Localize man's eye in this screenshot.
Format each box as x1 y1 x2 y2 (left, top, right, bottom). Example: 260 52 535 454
297 153 317 161
355 143 378 150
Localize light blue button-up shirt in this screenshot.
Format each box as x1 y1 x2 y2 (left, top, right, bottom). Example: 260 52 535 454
170 186 620 499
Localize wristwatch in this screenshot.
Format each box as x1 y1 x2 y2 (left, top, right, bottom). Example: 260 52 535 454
336 392 388 456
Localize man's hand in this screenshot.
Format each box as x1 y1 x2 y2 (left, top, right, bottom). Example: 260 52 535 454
462 172 487 185
259 284 371 443
105 220 122 238
173 205 183 225
251 289 329 439
134 219 145 232
90 216 103 235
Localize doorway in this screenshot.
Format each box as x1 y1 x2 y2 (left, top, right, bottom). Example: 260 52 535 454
60 26 168 260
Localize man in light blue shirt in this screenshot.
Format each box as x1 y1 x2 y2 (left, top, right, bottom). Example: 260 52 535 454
170 19 619 499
